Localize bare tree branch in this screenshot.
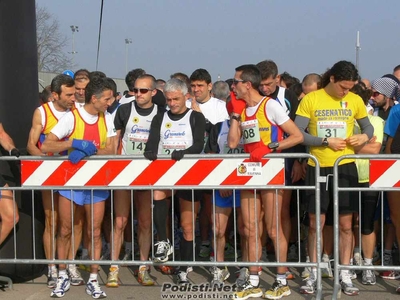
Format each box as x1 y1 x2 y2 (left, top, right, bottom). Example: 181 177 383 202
36 2 72 72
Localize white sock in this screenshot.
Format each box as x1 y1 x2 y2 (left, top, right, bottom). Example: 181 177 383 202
59 269 67 277
111 264 119 269
311 268 317 279
249 274 259 287
48 265 57 274
364 258 373 265
277 273 286 285
89 273 97 281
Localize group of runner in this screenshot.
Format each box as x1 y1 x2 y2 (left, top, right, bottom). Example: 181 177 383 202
1 59 400 299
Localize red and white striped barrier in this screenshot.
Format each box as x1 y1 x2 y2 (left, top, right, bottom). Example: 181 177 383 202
370 159 400 188
21 158 285 187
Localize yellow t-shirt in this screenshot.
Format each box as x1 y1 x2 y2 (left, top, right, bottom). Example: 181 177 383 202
296 89 368 167
354 115 384 183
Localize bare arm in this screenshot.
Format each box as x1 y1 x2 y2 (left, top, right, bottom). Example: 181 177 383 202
227 117 241 149
355 141 381 154
27 109 46 156
41 132 73 153
0 123 17 152
97 136 116 155
276 119 304 151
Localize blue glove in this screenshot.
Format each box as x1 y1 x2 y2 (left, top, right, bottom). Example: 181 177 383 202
72 139 97 156
68 149 86 164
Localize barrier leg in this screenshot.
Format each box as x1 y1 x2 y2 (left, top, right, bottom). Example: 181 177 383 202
0 275 13 290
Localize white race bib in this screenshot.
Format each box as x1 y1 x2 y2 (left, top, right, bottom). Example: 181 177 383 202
317 121 347 138
241 119 261 144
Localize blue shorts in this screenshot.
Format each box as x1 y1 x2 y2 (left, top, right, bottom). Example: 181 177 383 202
214 190 241 208
58 190 109 206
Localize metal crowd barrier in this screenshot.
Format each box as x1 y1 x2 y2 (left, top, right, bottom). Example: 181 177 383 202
0 153 322 296
332 154 400 299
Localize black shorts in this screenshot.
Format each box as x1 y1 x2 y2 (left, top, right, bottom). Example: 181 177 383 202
0 174 7 187
176 190 203 202
305 162 359 218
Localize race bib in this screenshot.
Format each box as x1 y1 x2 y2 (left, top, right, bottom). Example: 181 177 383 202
126 133 148 154
317 121 347 138
223 142 245 154
162 141 187 155
241 120 261 144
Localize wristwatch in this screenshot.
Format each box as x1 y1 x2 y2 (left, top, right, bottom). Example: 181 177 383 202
268 142 279 152
231 114 241 122
322 138 329 147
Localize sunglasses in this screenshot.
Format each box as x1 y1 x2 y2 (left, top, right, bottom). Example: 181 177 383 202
133 88 153 94
372 91 382 97
232 78 246 85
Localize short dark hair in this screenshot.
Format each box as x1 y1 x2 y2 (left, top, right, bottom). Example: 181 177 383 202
136 74 156 90
289 83 303 99
350 82 372 105
125 68 146 92
256 60 278 80
170 72 192 94
393 65 400 73
190 68 212 84
105 77 117 97
235 64 261 89
85 76 114 104
89 71 106 81
280 72 300 89
74 69 90 81
302 73 322 89
40 85 52 104
321 61 359 87
51 74 75 96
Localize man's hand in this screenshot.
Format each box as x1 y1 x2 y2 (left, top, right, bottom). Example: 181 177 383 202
9 148 20 157
144 151 157 161
191 100 202 113
345 134 369 147
327 138 347 151
291 160 303 183
68 150 86 164
171 150 185 161
72 139 97 156
250 146 271 162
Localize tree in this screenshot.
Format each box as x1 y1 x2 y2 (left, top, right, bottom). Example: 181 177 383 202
36 3 72 72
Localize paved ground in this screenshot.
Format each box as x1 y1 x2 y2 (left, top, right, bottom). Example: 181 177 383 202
1 262 399 300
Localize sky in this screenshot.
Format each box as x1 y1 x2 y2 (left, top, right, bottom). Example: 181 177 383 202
37 0 400 83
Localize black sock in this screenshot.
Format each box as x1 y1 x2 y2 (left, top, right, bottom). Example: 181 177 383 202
154 199 168 241
180 238 194 262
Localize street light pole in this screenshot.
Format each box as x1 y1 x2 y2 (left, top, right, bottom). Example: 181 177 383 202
70 25 79 67
125 38 132 75
355 31 361 71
